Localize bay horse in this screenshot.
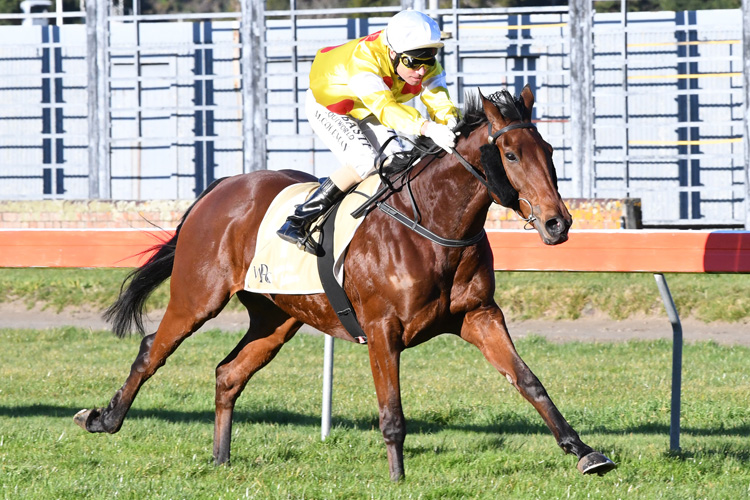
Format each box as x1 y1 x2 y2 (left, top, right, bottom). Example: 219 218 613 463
74 86 615 481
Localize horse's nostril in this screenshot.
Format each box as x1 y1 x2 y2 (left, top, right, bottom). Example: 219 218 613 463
545 217 563 236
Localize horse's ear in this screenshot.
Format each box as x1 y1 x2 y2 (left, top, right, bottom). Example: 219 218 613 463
519 85 534 122
478 87 508 127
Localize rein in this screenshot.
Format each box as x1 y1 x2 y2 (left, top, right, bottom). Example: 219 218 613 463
373 141 487 247
377 201 486 247
350 118 539 247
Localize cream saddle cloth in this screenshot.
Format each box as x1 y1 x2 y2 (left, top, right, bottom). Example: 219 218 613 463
244 175 381 294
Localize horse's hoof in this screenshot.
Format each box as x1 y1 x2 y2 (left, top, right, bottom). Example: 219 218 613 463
577 451 616 476
73 408 100 432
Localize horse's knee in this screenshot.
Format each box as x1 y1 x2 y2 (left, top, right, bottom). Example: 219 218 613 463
130 334 156 372
214 365 234 394
138 333 155 354
215 365 245 408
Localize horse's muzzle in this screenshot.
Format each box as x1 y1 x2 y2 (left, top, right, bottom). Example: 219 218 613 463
540 215 571 245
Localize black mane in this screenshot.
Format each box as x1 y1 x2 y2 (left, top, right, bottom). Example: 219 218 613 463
461 89 527 131
383 89 528 171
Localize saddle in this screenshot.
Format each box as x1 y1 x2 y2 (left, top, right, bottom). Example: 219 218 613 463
245 139 441 343
244 176 380 295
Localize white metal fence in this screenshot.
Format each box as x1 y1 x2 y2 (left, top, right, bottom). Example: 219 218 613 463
592 9 744 227
0 2 747 228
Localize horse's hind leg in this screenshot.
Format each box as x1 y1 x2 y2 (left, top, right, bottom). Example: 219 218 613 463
74 300 223 433
213 292 302 465
75 267 233 434
461 306 616 476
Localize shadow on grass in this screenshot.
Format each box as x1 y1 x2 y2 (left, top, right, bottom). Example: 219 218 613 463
1 403 545 436
407 436 509 457
666 447 750 462
585 421 750 439
4 404 750 443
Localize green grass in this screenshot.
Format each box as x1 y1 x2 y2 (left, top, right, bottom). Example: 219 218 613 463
1 268 749 322
1 328 749 499
0 268 142 313
495 272 750 322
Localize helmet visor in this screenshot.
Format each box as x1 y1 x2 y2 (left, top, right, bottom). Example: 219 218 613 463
403 47 438 59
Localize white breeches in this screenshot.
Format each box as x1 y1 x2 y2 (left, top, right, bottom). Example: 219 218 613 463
305 89 405 189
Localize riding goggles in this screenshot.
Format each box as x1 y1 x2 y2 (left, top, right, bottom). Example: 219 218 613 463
399 53 436 70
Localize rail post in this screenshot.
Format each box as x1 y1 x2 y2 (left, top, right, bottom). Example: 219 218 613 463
321 335 335 440
240 0 266 172
743 0 750 229
654 273 682 452
569 0 594 198
86 0 111 199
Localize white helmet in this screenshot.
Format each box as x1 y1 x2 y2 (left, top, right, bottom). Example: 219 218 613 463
385 10 443 54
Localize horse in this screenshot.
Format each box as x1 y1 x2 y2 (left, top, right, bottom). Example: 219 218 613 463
74 86 616 481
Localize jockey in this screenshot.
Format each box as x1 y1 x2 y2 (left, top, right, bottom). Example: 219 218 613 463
277 9 461 253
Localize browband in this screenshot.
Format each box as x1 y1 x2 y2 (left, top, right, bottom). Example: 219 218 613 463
488 121 536 144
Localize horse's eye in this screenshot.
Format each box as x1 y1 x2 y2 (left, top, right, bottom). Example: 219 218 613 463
504 152 518 162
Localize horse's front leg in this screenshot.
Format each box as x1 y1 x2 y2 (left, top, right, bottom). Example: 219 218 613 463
367 337 406 482
461 306 615 475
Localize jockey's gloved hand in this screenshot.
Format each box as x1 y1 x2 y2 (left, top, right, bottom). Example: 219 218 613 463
421 121 457 153
447 116 458 132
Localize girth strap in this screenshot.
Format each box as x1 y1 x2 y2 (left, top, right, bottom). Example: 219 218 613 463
378 201 486 247
316 203 368 345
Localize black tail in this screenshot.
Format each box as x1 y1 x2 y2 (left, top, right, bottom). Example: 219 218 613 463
104 178 228 338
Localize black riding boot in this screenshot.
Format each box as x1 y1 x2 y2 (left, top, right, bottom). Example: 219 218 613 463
276 178 345 255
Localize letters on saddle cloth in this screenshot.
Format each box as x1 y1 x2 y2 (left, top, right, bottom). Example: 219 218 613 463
244 175 381 295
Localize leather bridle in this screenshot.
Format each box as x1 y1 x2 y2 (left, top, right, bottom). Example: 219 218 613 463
450 120 539 229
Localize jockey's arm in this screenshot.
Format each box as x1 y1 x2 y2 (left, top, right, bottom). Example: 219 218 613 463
348 65 459 137
420 67 460 126
349 72 426 136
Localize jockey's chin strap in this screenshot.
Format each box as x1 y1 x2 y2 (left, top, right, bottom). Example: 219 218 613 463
449 120 539 229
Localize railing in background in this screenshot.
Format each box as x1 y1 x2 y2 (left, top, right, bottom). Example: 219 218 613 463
0 1 748 229
593 10 745 227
